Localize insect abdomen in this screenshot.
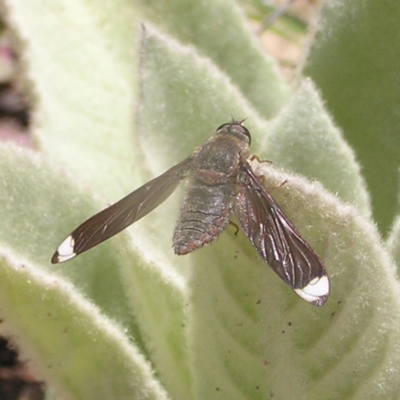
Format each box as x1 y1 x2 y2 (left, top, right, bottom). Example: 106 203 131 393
173 179 233 255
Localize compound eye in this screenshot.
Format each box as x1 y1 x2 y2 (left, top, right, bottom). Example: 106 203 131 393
216 122 230 132
233 124 251 143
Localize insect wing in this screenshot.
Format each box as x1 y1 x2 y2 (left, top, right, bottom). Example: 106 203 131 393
51 157 192 264
234 163 329 306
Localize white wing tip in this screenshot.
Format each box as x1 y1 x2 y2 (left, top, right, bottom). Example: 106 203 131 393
51 236 77 264
294 275 329 306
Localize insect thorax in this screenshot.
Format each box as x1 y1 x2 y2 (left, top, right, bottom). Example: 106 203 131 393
192 133 249 182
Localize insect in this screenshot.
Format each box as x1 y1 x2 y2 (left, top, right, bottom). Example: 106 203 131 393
51 121 329 306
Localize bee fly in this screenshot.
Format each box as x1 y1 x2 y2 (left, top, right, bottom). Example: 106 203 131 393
52 121 329 306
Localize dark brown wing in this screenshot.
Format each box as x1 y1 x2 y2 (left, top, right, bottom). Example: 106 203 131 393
51 157 192 263
234 162 329 306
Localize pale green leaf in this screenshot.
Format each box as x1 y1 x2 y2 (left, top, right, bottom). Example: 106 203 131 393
139 0 289 116
0 251 169 400
136 24 269 169
1 0 143 199
303 0 400 234
0 144 134 327
265 79 371 218
386 215 400 275
134 23 269 259
0 0 399 399
188 161 400 399
0 143 190 398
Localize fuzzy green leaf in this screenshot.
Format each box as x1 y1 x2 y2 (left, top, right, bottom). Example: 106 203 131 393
1 0 143 199
0 251 169 400
1 0 400 399
0 144 133 327
139 0 289 116
265 79 371 218
188 161 400 399
134 24 270 258
0 144 191 399
136 24 269 168
386 215 400 275
303 0 400 234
